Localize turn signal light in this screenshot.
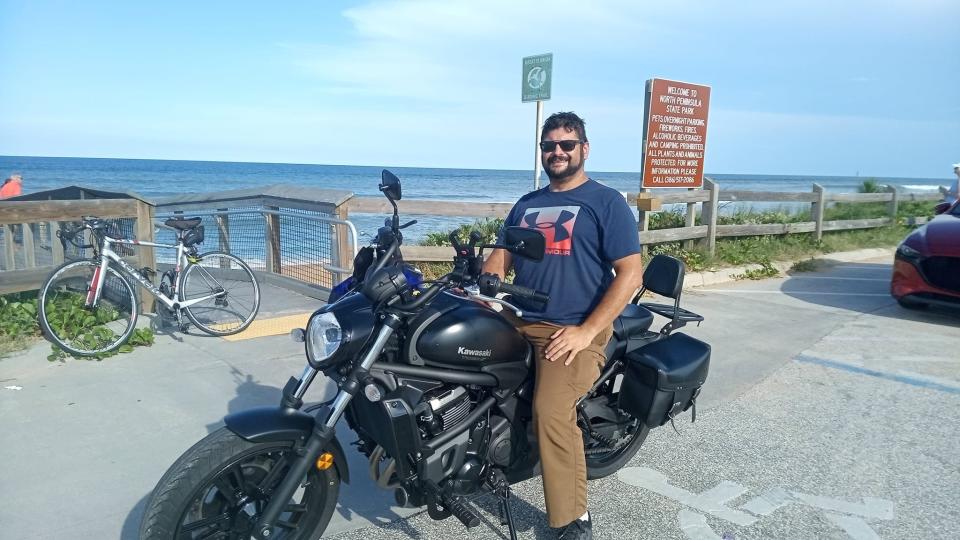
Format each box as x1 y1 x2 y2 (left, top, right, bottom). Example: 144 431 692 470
315 452 334 471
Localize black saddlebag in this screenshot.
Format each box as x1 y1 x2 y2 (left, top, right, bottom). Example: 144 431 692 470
618 332 710 428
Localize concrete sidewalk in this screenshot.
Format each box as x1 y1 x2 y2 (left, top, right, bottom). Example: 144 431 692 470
0 246 915 539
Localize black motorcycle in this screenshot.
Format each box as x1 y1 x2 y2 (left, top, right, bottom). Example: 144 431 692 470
139 170 711 540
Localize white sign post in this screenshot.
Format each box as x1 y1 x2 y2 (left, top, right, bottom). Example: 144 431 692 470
522 53 553 190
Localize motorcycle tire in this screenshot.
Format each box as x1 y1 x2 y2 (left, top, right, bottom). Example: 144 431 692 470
585 421 650 480
139 427 339 540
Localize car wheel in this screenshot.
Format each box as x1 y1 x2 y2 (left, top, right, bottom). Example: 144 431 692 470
897 297 928 310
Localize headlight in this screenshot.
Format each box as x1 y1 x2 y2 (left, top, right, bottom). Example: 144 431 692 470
306 312 342 366
896 243 922 259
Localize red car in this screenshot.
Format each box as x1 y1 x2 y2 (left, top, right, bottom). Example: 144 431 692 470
891 199 960 309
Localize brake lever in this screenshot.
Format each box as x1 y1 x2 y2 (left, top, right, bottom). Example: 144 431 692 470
463 286 523 318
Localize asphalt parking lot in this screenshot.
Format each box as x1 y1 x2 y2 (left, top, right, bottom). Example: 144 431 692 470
1 252 957 539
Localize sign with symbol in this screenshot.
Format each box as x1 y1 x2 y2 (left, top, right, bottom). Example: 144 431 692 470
522 53 553 102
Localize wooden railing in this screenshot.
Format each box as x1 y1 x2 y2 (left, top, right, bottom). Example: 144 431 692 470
344 178 945 260
0 199 155 308
1 181 944 301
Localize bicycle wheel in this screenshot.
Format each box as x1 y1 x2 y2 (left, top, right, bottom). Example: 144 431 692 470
179 251 260 336
38 260 139 356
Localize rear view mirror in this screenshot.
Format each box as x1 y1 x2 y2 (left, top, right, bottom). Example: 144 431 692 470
934 202 950 215
503 227 545 261
380 170 402 201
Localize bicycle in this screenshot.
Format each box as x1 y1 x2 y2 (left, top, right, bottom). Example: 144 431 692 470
38 216 261 356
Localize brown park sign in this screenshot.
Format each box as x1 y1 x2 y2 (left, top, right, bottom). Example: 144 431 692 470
641 78 711 189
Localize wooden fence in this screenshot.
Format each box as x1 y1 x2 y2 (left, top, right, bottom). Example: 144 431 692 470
0 180 945 301
347 179 945 261
0 199 155 308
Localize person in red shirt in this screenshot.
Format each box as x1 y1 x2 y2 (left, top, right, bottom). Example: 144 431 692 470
0 174 23 199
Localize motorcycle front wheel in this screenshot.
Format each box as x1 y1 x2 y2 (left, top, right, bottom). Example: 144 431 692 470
140 427 339 540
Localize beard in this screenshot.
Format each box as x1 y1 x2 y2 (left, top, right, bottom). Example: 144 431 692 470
543 153 583 182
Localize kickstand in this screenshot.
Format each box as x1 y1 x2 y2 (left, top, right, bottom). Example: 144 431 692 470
490 471 518 540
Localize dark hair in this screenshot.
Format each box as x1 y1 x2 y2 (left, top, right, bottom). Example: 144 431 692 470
541 112 587 142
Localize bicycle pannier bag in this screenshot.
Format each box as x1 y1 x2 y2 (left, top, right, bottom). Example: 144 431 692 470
183 225 204 247
619 332 710 428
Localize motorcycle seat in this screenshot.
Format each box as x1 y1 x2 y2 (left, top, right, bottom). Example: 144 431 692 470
612 304 654 340
605 304 656 361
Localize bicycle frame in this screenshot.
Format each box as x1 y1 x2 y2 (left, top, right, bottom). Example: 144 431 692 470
87 235 223 311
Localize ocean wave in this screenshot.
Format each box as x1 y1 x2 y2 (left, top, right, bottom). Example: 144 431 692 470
899 185 942 191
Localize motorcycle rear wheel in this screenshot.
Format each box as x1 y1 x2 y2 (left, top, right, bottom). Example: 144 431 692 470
585 420 650 479
140 427 339 540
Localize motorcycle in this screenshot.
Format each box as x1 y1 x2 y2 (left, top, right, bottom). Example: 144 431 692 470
139 170 711 540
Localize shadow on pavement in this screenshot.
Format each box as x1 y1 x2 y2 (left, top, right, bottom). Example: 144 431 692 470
779 261 960 326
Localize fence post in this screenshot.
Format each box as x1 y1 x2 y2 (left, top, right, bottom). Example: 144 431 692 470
215 209 230 269
22 222 36 268
50 220 64 265
636 188 650 257
812 183 825 242
886 185 899 225
135 200 156 313
264 207 282 274
334 200 352 286
681 187 697 249
700 178 719 256
4 225 16 270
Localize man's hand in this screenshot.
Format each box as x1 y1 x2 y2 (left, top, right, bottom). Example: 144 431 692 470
545 325 598 366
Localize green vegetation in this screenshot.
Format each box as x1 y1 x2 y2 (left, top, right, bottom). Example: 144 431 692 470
789 259 819 273
733 260 780 280
0 291 154 361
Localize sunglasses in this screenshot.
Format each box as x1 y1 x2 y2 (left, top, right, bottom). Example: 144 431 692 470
539 139 583 152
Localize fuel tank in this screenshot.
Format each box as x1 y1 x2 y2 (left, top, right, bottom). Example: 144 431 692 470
406 291 531 377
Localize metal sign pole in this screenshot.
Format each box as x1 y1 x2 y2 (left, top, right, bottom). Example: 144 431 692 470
534 100 543 190
522 52 552 191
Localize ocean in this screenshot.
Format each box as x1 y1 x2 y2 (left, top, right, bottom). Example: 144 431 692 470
1 155 949 243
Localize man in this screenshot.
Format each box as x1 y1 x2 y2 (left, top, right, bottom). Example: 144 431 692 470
482 112 643 539
947 163 960 204
0 174 23 199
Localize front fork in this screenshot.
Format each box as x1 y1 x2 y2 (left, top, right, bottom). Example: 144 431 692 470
85 257 110 307
254 313 402 540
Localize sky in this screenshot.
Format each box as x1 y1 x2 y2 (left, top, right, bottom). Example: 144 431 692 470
1 0 958 178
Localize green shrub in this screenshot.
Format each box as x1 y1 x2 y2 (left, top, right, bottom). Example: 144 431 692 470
0 290 154 361
421 218 504 247
734 260 780 280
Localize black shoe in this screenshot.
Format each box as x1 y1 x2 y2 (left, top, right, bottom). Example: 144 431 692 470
558 513 593 540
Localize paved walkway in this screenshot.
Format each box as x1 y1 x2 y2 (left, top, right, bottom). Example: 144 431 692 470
1 249 957 539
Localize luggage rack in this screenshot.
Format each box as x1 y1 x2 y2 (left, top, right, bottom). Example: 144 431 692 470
632 255 704 335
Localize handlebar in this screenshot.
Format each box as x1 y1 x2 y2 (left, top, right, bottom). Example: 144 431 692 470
499 281 550 305
57 224 95 249
477 273 549 305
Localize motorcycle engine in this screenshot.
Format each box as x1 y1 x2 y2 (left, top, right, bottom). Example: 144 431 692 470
417 385 472 437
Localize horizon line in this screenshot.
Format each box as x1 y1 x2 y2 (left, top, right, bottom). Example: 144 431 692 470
0 154 949 181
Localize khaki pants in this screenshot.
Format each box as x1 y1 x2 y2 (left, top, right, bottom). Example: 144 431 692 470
505 312 613 528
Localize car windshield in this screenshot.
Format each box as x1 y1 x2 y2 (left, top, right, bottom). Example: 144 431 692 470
951 202 960 216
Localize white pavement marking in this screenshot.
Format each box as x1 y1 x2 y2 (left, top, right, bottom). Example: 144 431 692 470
738 487 793 516
785 276 888 282
617 468 758 526
619 468 896 539
697 290 890 297
788 492 894 520
678 509 725 540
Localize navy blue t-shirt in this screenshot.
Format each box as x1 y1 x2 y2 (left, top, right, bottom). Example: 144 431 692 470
501 179 641 325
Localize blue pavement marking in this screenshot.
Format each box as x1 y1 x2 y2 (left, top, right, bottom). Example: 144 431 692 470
795 354 960 395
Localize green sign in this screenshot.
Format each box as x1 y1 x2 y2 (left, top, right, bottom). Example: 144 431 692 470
521 53 552 102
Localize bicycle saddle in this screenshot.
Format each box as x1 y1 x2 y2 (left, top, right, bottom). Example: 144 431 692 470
165 217 202 230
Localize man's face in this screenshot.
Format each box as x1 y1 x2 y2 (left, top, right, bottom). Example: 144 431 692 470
540 127 589 181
